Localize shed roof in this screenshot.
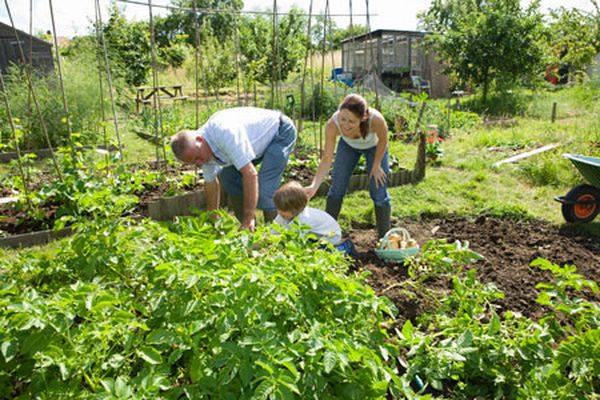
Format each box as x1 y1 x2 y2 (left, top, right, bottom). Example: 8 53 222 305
341 29 428 44
0 21 53 48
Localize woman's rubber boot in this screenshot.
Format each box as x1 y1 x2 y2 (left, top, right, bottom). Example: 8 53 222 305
263 210 278 223
325 197 343 220
228 195 244 223
375 204 391 239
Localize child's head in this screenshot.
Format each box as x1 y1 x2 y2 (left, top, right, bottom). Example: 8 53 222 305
273 181 308 220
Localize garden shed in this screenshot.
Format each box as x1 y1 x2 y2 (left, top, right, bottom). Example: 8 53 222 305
341 29 450 98
0 22 54 75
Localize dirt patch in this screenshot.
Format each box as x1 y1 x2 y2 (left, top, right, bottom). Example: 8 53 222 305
349 216 600 323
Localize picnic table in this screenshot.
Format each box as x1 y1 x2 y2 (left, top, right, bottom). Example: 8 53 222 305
135 84 187 113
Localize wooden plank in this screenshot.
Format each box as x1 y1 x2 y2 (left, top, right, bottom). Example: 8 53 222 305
0 227 73 249
148 190 206 221
493 143 561 167
0 196 19 205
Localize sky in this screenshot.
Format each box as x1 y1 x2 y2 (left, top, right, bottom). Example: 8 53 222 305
0 0 596 38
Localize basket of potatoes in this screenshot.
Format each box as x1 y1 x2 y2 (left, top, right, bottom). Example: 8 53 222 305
375 227 419 262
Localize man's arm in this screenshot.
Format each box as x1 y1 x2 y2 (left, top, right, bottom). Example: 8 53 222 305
239 162 258 230
204 177 220 213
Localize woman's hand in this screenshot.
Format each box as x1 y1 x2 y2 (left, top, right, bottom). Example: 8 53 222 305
304 184 318 199
370 165 387 188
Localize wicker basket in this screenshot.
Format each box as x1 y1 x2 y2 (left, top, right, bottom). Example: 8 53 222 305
375 227 420 262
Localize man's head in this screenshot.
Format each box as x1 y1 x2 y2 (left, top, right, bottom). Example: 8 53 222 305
273 181 308 220
170 130 212 166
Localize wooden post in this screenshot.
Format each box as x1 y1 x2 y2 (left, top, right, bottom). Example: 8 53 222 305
551 102 557 123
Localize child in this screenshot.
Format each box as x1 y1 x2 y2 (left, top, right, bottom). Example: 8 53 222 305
272 181 358 258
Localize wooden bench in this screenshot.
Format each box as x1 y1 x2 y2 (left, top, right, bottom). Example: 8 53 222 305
135 84 188 113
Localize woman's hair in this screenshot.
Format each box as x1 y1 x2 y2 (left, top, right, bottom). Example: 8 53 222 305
339 94 369 138
273 181 308 213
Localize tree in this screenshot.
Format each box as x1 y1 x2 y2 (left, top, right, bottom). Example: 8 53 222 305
238 7 307 84
158 0 243 46
546 5 600 79
198 22 236 98
312 13 368 51
103 4 151 87
420 0 547 99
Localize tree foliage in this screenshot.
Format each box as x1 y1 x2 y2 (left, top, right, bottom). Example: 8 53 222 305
420 0 547 99
312 14 368 51
238 7 307 84
546 5 600 76
103 4 151 87
159 0 243 46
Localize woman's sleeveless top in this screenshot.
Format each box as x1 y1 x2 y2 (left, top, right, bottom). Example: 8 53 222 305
333 109 379 150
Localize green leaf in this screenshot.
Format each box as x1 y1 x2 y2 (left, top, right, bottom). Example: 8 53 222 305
138 346 162 365
252 379 275 400
168 348 184 365
1 340 17 362
280 361 299 380
401 319 413 341
146 328 174 345
255 360 274 375
488 313 501 335
114 376 132 398
323 350 337 373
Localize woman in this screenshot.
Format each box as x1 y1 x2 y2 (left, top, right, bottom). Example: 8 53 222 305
305 93 391 238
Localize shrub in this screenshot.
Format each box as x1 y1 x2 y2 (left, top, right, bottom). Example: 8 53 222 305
0 48 114 150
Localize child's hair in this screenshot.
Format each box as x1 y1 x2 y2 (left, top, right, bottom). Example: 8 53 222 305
273 181 308 213
339 93 369 138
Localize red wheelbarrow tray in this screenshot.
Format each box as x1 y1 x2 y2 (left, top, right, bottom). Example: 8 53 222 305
563 153 600 187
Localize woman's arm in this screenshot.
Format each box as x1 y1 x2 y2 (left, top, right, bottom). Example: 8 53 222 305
369 110 389 188
305 119 338 199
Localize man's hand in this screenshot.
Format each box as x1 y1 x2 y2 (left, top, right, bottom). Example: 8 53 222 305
241 218 255 232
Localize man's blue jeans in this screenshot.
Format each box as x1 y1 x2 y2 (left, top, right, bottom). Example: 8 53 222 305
220 115 297 211
328 138 390 206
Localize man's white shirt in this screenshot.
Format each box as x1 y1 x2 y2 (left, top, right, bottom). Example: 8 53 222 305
200 107 281 182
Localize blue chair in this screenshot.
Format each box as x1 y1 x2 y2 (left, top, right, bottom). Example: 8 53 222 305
411 75 431 96
331 68 354 87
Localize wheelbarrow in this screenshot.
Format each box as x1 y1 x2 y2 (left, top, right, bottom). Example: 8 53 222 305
555 154 600 223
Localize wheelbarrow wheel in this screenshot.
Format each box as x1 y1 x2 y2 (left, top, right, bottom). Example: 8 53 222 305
561 184 600 223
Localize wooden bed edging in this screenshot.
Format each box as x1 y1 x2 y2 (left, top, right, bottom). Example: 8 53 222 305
147 190 207 221
0 226 72 249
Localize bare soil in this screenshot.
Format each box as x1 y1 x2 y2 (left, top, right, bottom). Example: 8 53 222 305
349 215 600 324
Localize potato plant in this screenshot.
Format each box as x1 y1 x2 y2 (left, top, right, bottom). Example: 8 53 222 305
0 214 400 399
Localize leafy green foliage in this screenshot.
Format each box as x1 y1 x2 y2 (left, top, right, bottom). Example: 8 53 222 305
396 250 599 399
377 93 481 135
164 0 243 46
103 5 152 87
546 6 600 77
420 0 547 99
6 148 175 230
0 52 108 149
0 215 399 398
239 7 308 85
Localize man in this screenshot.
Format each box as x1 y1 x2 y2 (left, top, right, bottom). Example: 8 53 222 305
171 107 297 231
